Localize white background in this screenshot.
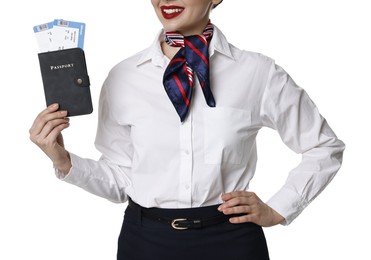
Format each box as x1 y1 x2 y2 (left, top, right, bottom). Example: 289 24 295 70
1 0 370 259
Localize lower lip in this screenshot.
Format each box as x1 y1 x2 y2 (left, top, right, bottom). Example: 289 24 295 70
161 9 183 19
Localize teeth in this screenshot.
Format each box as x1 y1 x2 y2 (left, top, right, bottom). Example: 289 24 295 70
163 8 183 14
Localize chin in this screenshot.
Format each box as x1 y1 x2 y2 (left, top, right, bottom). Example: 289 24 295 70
161 22 183 32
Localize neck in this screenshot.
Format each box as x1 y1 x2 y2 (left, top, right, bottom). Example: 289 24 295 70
179 20 210 36
161 42 180 60
167 19 212 37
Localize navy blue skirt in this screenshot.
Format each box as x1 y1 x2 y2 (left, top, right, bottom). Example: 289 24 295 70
117 200 270 260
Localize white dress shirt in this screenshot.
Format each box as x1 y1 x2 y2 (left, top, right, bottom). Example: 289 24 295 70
59 25 345 225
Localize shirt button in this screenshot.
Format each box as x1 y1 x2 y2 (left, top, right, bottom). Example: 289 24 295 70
184 150 190 155
185 184 190 190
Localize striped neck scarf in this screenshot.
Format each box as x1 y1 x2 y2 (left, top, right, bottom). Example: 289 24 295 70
163 22 215 122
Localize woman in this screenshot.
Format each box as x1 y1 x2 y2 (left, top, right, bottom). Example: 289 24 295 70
29 0 345 259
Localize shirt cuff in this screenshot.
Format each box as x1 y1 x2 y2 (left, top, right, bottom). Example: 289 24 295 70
54 153 82 183
266 187 308 226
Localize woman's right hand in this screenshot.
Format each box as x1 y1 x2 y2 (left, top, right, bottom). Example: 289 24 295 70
29 103 72 174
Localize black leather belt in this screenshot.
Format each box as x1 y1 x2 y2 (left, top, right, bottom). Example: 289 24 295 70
128 198 232 230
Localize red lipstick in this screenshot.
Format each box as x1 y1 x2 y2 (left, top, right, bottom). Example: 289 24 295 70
161 5 184 19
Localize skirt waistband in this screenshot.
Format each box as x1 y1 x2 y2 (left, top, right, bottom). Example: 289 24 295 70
128 198 238 230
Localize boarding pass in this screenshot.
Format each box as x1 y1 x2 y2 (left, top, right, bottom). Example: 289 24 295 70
33 19 85 52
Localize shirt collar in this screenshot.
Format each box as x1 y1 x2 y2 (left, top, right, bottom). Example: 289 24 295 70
136 25 235 67
209 25 234 60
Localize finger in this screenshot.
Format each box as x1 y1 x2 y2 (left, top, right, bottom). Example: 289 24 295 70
219 192 257 211
221 191 255 201
30 109 68 138
46 122 70 146
30 104 59 131
221 205 251 215
31 117 69 147
36 110 68 135
229 214 254 224
29 104 66 135
219 197 248 210
36 118 70 142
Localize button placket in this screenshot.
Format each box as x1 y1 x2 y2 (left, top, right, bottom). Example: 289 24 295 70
178 114 193 207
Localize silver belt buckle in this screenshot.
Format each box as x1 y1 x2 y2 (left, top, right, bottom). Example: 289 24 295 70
171 218 188 230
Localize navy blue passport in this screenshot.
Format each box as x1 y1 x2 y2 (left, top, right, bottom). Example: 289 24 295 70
38 48 93 116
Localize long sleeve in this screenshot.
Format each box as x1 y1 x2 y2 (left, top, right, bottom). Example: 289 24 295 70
261 62 345 225
56 79 134 203
59 153 130 203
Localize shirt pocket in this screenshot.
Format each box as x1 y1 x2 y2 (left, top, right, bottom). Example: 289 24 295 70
203 107 252 165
